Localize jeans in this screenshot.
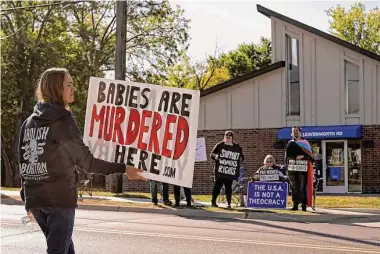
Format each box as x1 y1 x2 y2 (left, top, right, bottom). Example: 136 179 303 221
30 207 75 254
150 180 169 203
288 171 307 206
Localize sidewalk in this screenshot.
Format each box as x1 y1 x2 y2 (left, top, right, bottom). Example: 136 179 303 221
0 190 210 207
2 189 380 220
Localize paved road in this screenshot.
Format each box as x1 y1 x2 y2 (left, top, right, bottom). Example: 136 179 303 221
2 205 380 254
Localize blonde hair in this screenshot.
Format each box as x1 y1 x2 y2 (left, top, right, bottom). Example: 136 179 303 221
36 68 69 105
263 154 275 164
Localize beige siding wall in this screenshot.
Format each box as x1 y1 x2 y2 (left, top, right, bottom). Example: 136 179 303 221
199 17 380 131
314 39 341 125
258 70 283 127
203 91 229 130
199 69 284 130
231 80 255 129
271 17 380 127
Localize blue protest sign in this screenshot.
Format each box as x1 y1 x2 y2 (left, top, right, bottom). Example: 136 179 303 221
247 182 288 209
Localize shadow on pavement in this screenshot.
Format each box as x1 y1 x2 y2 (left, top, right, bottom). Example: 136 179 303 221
177 212 380 249
1 194 24 206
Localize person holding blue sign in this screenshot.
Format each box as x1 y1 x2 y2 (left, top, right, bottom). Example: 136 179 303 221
285 126 314 211
247 155 288 210
210 131 244 208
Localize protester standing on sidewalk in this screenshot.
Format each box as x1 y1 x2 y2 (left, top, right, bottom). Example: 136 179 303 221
18 68 146 254
210 131 244 208
173 185 192 208
150 180 172 205
285 126 314 211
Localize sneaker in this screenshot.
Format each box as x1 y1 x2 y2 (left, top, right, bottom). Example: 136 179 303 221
163 200 173 206
291 206 299 211
227 205 231 209
174 203 180 208
302 204 307 212
211 203 218 208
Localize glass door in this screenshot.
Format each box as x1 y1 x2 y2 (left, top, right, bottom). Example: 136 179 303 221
322 140 348 193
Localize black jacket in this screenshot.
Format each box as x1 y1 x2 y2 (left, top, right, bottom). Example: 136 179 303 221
210 141 245 162
18 102 125 209
210 141 244 179
284 138 314 164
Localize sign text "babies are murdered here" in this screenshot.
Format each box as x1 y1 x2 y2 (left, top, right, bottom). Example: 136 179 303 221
83 77 200 188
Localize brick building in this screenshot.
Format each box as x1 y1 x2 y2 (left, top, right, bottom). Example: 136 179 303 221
115 5 380 195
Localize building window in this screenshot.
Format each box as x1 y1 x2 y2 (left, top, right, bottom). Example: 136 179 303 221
348 140 361 192
345 61 360 114
286 35 300 116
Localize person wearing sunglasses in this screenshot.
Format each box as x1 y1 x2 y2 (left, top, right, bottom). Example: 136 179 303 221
210 131 244 208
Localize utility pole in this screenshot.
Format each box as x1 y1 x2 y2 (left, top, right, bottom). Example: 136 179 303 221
112 1 127 194
115 0 127 80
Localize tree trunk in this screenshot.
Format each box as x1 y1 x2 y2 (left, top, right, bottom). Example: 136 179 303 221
110 174 123 193
9 98 24 187
1 134 15 187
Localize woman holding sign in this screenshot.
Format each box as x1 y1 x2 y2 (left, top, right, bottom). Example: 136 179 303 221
253 155 288 182
18 68 146 254
210 131 244 208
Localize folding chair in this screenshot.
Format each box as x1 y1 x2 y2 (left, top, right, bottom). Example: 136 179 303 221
77 167 93 198
78 173 94 197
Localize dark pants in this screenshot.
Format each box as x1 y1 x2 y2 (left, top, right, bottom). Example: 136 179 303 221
173 186 192 205
212 178 233 205
288 171 307 207
150 181 169 203
30 207 75 254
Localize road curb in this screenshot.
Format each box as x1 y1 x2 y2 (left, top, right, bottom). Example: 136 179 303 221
3 195 379 223
1 196 246 220
77 203 246 219
77 203 380 223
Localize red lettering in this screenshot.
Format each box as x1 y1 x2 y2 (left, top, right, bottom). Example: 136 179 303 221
125 108 140 145
112 107 125 144
89 104 105 139
148 112 162 154
162 114 177 158
173 116 189 160
137 110 152 150
104 106 115 141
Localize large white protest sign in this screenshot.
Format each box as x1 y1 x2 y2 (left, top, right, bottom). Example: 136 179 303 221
83 77 200 188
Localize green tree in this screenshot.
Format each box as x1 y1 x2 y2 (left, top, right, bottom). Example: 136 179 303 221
326 2 380 54
125 0 190 82
1 1 73 185
63 1 120 130
220 37 272 77
151 53 193 88
189 56 230 91
0 0 190 186
150 46 231 90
